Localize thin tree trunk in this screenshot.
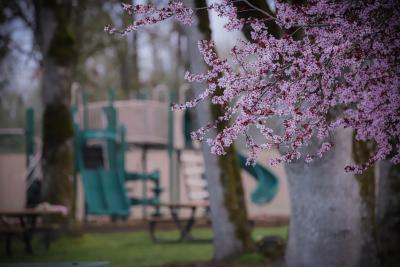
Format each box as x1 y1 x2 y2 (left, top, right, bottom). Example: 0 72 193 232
183 0 253 260
34 0 80 226
130 31 139 95
119 40 132 96
120 1 140 98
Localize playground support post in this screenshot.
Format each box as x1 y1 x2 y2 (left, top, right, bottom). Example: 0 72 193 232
82 92 88 130
168 101 173 204
168 92 180 205
142 145 148 219
25 108 35 167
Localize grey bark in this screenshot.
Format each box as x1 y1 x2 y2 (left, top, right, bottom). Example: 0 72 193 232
34 0 79 225
183 0 243 260
377 160 400 267
233 1 381 266
118 35 139 98
284 129 364 267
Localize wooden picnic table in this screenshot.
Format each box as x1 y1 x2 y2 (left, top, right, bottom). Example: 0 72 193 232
148 203 211 243
0 208 66 256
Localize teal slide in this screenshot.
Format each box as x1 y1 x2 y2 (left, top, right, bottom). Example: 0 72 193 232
237 153 279 205
73 98 163 219
81 169 131 218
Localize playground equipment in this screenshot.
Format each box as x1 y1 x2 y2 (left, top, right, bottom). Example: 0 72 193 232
0 91 280 222
180 150 278 205
71 94 162 219
0 108 42 210
182 109 279 205
73 91 279 217
237 154 278 204
0 108 36 174
72 90 189 218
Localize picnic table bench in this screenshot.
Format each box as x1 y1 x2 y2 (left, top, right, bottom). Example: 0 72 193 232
148 203 211 243
0 209 66 256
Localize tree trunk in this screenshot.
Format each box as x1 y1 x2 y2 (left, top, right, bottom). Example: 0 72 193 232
183 0 253 260
377 160 400 267
235 2 380 266
353 138 379 267
34 0 79 226
120 1 140 98
284 129 365 267
118 40 132 97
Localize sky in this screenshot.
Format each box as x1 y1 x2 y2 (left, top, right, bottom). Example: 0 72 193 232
1 18 38 104
3 0 276 102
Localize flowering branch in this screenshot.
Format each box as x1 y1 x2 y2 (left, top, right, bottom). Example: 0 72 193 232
106 0 400 173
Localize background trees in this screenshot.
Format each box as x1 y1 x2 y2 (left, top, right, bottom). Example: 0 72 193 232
0 0 84 225
33 0 84 225
0 0 189 224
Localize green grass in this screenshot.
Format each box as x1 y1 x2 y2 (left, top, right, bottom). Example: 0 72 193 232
0 227 287 267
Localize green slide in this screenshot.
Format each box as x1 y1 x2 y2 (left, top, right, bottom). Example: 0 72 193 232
72 95 163 219
237 153 279 205
81 169 131 218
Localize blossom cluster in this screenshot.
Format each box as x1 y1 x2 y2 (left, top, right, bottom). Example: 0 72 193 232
110 0 400 172
104 1 193 34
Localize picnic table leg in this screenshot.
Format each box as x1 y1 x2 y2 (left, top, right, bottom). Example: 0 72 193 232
170 207 185 242
23 231 33 254
44 232 51 250
19 216 33 254
181 207 197 241
169 206 198 242
149 220 158 243
148 217 183 243
5 233 12 257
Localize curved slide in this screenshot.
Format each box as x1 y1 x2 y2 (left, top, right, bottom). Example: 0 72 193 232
81 169 131 218
79 152 279 217
237 153 279 205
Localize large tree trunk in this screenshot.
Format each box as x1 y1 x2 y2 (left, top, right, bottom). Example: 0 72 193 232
235 2 380 266
377 160 400 267
34 0 80 226
183 0 253 260
284 129 365 267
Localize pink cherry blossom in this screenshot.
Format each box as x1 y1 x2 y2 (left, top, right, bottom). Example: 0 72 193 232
108 0 400 172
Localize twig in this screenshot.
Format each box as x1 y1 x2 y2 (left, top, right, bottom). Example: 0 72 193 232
242 0 276 20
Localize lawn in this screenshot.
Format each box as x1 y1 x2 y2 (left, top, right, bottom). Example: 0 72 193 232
0 227 287 267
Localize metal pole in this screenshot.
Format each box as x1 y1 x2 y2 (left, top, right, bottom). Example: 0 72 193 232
142 145 148 218
82 92 88 130
25 108 34 167
168 94 175 204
